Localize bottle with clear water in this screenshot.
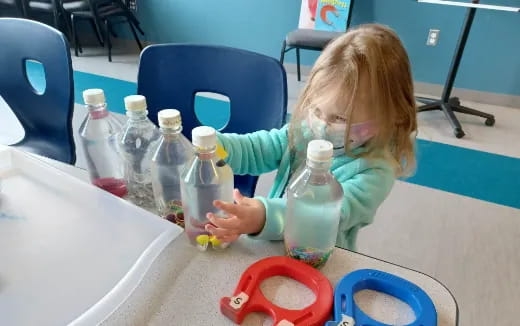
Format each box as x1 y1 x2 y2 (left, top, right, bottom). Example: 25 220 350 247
284 140 343 268
181 126 234 251
119 95 160 211
79 89 127 197
151 109 193 227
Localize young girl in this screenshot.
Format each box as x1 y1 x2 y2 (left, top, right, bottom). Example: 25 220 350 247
206 24 417 250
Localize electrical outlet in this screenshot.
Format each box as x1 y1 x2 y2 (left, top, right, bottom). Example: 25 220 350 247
427 29 440 46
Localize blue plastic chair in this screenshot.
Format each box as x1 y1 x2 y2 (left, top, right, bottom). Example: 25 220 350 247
137 44 288 197
0 18 76 164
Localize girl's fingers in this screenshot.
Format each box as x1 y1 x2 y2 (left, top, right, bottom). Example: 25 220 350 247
233 189 245 204
205 224 235 238
206 212 239 229
233 189 254 206
213 200 243 216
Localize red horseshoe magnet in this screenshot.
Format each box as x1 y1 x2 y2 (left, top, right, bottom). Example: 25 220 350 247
220 256 333 325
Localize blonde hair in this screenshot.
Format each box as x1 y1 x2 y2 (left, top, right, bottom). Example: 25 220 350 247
289 24 417 177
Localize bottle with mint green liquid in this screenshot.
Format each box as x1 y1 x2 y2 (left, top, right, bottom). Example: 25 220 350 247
284 140 343 268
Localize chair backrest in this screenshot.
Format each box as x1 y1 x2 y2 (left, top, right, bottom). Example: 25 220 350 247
137 44 288 197
0 18 75 164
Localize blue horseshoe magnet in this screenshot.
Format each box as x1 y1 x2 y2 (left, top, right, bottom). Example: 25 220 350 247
325 269 437 326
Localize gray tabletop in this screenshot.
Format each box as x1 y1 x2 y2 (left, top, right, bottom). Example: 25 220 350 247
102 236 457 326
36 152 458 326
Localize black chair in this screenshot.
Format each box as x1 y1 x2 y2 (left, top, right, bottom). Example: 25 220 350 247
24 0 81 34
0 0 26 17
69 0 143 62
280 0 355 81
280 30 343 81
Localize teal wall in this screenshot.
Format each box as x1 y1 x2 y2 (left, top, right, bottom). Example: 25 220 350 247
130 0 520 96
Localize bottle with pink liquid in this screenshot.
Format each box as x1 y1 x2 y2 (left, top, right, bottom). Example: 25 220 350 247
79 89 127 197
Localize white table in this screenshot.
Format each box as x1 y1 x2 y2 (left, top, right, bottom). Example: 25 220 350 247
40 155 458 326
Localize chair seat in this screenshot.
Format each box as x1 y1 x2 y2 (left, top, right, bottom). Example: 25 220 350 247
71 5 125 19
0 0 16 6
27 1 53 11
286 28 344 49
62 0 90 12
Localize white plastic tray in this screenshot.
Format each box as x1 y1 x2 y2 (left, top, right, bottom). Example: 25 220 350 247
0 146 182 326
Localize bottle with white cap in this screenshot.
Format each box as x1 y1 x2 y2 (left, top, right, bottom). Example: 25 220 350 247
119 95 161 210
150 109 193 226
79 89 127 197
180 126 234 250
284 140 344 268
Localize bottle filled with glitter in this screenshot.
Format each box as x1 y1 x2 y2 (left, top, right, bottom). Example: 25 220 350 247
119 95 160 211
284 140 343 268
79 89 127 197
151 109 193 227
181 126 234 251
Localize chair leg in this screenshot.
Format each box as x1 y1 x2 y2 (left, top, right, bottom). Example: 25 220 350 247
440 103 465 138
416 96 437 105
453 104 495 126
52 9 60 29
128 19 143 50
296 47 301 82
280 40 286 64
123 8 144 35
448 97 460 107
104 20 112 62
110 26 117 38
71 14 80 56
135 23 145 35
19 0 28 18
61 10 73 40
418 102 441 112
89 18 104 46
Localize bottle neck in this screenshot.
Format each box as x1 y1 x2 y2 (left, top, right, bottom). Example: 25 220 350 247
126 110 149 121
160 126 182 140
87 103 109 120
306 158 332 172
161 126 182 134
195 146 216 160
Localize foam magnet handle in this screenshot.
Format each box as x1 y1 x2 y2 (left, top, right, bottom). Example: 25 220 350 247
325 269 437 326
220 256 333 325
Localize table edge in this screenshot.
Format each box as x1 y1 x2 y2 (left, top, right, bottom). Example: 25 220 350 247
337 246 459 325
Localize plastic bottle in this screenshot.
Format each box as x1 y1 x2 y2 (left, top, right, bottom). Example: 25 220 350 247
119 95 160 211
79 89 127 197
181 126 234 251
284 140 343 268
151 109 193 227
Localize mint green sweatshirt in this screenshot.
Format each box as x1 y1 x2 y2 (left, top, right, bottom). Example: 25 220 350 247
217 125 395 250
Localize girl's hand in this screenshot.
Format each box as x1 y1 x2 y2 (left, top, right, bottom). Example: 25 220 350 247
205 189 266 243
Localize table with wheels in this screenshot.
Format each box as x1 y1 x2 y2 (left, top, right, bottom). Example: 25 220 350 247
416 0 519 138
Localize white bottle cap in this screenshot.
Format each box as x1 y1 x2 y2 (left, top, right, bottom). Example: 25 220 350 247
192 126 216 148
83 89 105 105
307 140 333 162
158 109 182 129
124 95 147 111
